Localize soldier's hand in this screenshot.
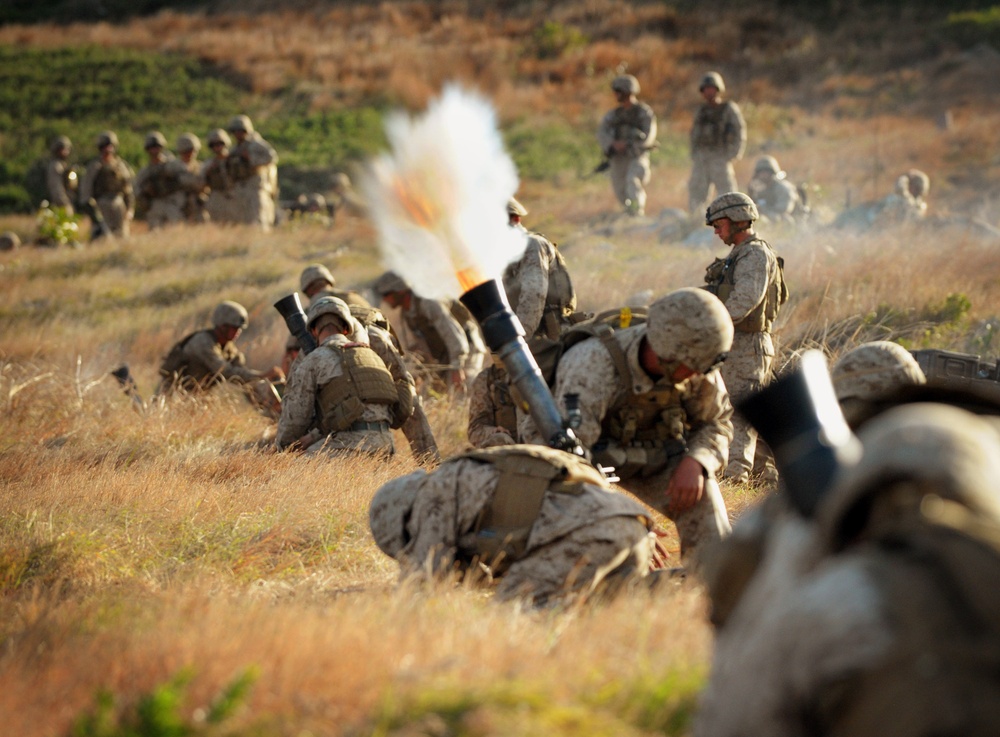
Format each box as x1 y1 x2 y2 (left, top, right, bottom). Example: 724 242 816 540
265 365 285 382
666 456 706 514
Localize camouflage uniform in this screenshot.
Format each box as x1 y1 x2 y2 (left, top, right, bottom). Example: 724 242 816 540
403 296 471 375
468 361 518 448
276 331 395 456
225 115 278 230
175 133 208 224
45 136 76 214
135 132 191 228
688 72 746 214
748 157 805 223
201 129 239 224
79 131 135 239
157 329 262 393
301 264 373 309
697 403 1000 737
369 446 656 606
503 200 577 340
597 75 657 216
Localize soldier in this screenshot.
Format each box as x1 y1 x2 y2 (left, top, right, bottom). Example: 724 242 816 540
467 355 518 448
156 300 284 398
225 114 278 230
299 263 373 308
596 74 657 216
502 197 578 341
545 288 735 568
175 133 208 224
696 402 1000 737
905 168 930 218
201 128 239 224
0 231 21 251
832 341 927 428
328 171 367 218
350 302 440 464
373 271 475 390
369 445 657 606
704 192 786 482
79 130 135 240
688 71 746 215
747 155 807 223
276 297 397 456
135 131 186 228
45 135 77 215
877 172 927 224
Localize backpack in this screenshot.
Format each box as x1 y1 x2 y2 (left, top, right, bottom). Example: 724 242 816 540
529 306 647 388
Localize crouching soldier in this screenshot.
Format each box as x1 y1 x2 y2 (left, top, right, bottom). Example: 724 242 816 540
157 301 283 409
369 445 657 607
276 297 398 456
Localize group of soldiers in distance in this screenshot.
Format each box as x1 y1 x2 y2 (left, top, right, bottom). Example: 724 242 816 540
21 69 1000 734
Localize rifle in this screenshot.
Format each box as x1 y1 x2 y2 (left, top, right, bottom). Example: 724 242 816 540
738 350 862 517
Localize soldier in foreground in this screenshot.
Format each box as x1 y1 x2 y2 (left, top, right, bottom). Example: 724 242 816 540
369 445 656 606
543 288 736 568
225 114 278 230
45 135 77 215
596 74 657 216
688 72 746 215
79 130 135 240
300 263 372 308
704 192 786 482
157 300 283 400
747 155 807 223
276 297 397 456
502 197 579 341
696 400 1000 737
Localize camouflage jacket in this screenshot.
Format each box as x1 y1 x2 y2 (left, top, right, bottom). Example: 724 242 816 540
690 100 746 160
597 102 658 158
80 156 135 209
502 226 577 339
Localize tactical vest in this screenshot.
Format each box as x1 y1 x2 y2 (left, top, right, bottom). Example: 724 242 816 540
606 105 653 152
704 237 788 333
317 342 398 434
93 161 128 198
159 331 201 380
158 330 239 389
460 445 607 570
143 163 181 198
691 101 737 151
225 149 256 183
204 161 231 191
816 513 1000 736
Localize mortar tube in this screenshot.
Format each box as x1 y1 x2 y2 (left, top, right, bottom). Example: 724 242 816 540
274 293 319 355
460 279 581 453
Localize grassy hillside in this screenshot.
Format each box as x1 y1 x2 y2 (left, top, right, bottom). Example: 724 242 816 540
2 2 1000 735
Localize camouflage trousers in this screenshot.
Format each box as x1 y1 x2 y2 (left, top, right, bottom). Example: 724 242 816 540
721 331 774 481
609 152 651 216
147 193 186 229
206 191 240 224
401 397 441 465
688 151 739 214
496 515 653 605
95 194 130 238
232 181 275 231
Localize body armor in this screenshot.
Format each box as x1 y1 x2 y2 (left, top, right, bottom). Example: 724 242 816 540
204 160 231 192
691 101 740 152
704 238 787 333
93 160 130 198
317 343 398 434
605 105 655 155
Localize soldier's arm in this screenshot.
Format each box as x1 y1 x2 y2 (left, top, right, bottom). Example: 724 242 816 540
511 238 550 337
185 332 262 384
638 105 658 149
245 139 276 168
46 162 72 208
596 110 617 154
275 359 317 450
553 341 619 449
723 247 771 326
467 370 515 448
682 371 734 479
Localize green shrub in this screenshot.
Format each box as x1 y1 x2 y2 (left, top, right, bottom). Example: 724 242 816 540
943 6 1000 48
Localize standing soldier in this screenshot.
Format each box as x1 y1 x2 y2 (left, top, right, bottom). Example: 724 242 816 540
370 445 657 606
373 271 475 391
688 72 746 215
300 263 373 308
225 114 278 230
79 130 135 240
135 131 185 229
596 74 657 216
502 197 578 341
703 192 787 482
201 128 237 224
46 135 77 215
547 288 736 569
276 297 397 457
175 133 208 224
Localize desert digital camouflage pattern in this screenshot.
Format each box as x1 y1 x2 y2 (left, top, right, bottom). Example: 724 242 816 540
467 363 518 448
502 225 576 340
688 72 746 213
597 76 658 216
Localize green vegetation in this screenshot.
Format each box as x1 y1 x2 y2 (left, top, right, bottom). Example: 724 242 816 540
943 6 1000 48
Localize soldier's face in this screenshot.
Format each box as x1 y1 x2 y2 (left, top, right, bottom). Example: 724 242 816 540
701 85 719 102
712 218 737 245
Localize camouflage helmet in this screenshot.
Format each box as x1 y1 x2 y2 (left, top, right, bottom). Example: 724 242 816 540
176 133 201 154
753 155 785 179
96 130 119 149
700 71 725 93
299 263 336 293
507 197 528 217
306 295 353 331
611 74 640 95
227 114 254 134
369 470 427 558
305 193 327 210
285 333 301 351
705 192 759 226
906 169 930 197
372 271 410 297
832 341 926 402
330 172 351 191
206 128 231 148
818 403 1000 552
144 131 167 150
211 300 249 329
50 135 72 154
0 231 21 251
646 288 734 374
